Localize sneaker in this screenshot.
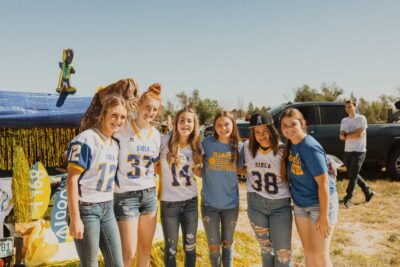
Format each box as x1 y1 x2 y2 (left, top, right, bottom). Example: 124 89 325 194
365 191 375 202
344 199 351 209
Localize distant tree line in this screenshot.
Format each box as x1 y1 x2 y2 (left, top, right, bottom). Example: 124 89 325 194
161 83 399 125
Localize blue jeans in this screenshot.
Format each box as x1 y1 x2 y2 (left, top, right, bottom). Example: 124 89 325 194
201 201 239 267
247 193 293 267
74 200 123 267
343 152 371 200
161 196 198 267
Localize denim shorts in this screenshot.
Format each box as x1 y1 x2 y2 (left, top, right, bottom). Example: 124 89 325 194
293 192 339 225
114 187 157 220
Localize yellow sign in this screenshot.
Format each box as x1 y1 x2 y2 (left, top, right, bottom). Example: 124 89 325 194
31 162 51 220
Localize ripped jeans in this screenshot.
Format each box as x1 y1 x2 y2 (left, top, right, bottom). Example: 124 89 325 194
201 201 239 267
247 192 293 267
161 196 198 267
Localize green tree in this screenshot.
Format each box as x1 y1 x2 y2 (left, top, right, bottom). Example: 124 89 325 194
320 83 344 101
176 92 189 107
196 98 221 125
293 83 344 102
166 89 222 125
294 85 320 102
247 102 255 114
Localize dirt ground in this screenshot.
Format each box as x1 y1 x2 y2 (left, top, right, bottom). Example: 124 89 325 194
235 177 400 267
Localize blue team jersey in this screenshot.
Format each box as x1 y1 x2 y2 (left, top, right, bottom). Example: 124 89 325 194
201 136 240 209
287 135 337 207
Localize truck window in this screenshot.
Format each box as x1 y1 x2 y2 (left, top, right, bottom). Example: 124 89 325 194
319 106 347 124
297 106 317 125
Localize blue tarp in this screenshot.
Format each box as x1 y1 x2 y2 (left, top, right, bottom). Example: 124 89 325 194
0 91 92 128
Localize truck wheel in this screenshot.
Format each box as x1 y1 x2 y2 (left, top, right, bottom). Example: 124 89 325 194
388 148 400 180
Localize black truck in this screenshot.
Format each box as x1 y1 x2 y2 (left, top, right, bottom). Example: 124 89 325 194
268 102 400 179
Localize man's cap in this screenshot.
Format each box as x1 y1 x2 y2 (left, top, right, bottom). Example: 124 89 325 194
249 113 273 127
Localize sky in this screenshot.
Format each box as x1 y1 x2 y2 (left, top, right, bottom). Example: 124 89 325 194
0 1 399 110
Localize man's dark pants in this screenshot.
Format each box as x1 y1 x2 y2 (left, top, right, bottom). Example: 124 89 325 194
344 151 371 200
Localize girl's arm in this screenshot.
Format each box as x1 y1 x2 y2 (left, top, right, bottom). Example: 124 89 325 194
237 167 247 176
193 164 202 177
154 161 161 176
67 168 85 239
315 172 331 238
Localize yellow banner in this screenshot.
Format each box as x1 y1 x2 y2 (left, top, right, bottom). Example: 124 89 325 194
31 162 51 220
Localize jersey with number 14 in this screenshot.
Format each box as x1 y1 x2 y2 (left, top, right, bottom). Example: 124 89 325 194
160 134 198 201
114 120 161 192
67 129 119 203
242 141 290 199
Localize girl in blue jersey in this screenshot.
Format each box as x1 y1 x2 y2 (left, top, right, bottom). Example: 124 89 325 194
67 94 128 267
240 113 292 267
159 107 203 267
201 111 241 267
113 83 162 267
280 108 338 267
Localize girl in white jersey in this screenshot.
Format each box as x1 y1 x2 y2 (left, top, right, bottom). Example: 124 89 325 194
113 83 162 267
159 107 203 267
240 113 292 267
67 94 128 267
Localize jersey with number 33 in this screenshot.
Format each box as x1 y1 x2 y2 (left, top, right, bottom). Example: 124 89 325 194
114 120 161 192
241 141 290 199
160 134 198 201
67 128 119 203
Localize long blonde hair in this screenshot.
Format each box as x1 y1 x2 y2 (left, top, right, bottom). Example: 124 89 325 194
94 94 128 130
213 111 240 165
81 78 138 131
167 108 202 168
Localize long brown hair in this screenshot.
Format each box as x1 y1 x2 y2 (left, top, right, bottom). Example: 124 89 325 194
80 78 138 131
213 111 240 164
167 107 202 168
249 124 280 157
249 124 286 182
280 108 307 181
94 94 128 130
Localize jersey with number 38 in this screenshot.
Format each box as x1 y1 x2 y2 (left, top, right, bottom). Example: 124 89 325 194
67 129 119 203
160 134 198 201
241 141 290 199
114 120 161 192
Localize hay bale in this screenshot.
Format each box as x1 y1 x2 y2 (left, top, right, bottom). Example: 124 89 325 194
12 146 32 223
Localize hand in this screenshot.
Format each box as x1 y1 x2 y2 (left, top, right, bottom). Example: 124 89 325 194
69 218 84 239
339 133 346 140
315 216 331 238
328 162 337 177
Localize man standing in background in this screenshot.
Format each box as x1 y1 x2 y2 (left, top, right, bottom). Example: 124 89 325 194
340 99 375 208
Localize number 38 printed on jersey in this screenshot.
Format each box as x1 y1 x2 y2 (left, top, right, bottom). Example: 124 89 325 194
251 171 279 194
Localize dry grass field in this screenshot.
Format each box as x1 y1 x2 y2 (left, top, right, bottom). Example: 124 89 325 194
44 175 400 267
236 176 400 267
149 175 400 266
